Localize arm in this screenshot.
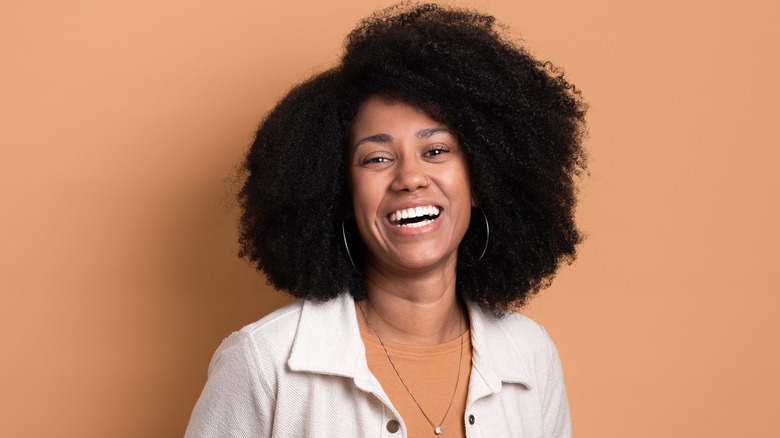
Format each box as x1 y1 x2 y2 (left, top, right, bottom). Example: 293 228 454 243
541 332 572 438
185 331 274 438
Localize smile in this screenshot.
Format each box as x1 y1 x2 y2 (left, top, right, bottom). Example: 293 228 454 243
388 205 442 228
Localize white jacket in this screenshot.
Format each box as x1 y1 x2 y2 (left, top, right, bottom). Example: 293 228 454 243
185 293 571 437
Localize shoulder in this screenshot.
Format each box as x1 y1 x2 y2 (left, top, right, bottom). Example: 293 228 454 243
186 301 307 437
240 299 304 346
213 299 304 361
206 300 304 383
469 303 556 354
468 302 563 389
502 312 556 353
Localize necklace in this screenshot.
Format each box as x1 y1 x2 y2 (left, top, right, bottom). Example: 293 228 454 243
358 301 464 436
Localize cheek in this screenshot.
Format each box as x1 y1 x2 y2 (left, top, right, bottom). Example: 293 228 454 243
350 180 378 221
457 163 474 205
448 164 473 204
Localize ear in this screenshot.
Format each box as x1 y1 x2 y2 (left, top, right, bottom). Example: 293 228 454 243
339 183 355 220
469 179 480 207
339 201 354 221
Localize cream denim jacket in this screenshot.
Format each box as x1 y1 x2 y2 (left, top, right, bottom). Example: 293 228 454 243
185 293 571 437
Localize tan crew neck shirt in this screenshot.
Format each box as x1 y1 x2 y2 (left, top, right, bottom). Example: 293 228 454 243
361 329 473 437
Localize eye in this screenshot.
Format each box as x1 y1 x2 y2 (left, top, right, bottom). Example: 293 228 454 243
423 145 450 158
359 153 394 167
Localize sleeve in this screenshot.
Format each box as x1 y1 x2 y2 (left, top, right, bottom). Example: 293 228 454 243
541 330 572 438
184 330 275 438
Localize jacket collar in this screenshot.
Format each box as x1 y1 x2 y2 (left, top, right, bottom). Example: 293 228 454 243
287 293 533 392
287 293 365 378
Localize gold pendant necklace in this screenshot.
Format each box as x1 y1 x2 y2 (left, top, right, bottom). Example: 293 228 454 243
358 302 464 436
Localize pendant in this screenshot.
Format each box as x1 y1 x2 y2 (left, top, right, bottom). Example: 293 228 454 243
434 426 442 435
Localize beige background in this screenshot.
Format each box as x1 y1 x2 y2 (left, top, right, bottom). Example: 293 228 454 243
1 0 778 437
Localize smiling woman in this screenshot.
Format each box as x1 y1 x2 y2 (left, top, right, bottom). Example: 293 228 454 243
186 3 586 437
349 96 473 277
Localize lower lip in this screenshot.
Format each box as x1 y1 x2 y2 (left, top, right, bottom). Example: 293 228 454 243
384 214 443 235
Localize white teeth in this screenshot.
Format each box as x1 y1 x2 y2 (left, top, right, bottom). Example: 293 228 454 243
388 205 441 225
401 219 434 228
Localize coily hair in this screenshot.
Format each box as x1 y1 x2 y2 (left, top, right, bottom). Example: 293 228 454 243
238 3 587 313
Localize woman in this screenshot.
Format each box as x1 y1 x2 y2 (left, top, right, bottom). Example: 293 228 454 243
186 3 586 437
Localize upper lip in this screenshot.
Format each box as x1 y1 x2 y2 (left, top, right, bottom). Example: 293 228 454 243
385 201 443 223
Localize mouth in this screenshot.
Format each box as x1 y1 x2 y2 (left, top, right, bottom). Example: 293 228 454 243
387 205 442 228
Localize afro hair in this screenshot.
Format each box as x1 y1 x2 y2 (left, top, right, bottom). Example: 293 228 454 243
238 2 587 312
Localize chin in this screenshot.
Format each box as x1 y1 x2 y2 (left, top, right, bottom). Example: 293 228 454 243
393 250 458 272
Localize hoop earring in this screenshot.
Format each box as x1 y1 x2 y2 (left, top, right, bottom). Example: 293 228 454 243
342 220 358 271
475 207 490 262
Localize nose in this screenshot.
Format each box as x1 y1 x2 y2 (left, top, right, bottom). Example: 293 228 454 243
390 156 429 192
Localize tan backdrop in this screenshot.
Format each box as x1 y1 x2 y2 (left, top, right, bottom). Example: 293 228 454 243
1 0 778 437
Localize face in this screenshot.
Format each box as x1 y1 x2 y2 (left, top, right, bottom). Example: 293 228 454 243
348 96 473 276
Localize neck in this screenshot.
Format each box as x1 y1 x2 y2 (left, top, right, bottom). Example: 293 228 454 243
356 259 468 345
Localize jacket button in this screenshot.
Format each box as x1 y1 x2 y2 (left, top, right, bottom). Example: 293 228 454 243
468 414 475 425
386 420 400 433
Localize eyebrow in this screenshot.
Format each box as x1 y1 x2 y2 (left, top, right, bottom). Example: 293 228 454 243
416 127 451 138
352 127 452 150
353 133 392 149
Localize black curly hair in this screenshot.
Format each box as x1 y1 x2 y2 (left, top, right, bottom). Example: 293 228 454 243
238 2 587 312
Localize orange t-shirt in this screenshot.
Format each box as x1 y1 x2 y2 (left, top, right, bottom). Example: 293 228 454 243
361 329 472 437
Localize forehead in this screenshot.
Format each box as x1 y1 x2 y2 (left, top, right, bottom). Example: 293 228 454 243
350 96 447 141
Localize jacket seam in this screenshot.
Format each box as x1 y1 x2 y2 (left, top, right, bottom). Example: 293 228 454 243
239 330 276 402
